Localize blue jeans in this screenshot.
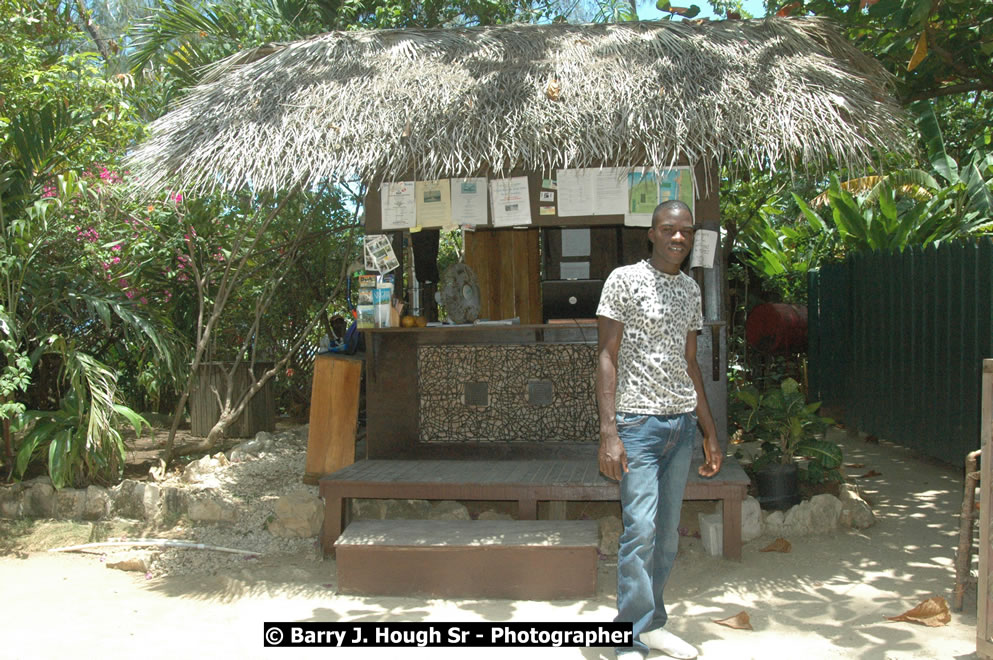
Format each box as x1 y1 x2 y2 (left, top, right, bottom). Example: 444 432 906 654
614 411 696 656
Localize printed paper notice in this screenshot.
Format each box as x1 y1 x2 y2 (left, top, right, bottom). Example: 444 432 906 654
625 170 658 227
489 177 531 227
624 167 695 227
690 229 719 269
415 180 451 228
659 167 695 217
364 234 399 273
380 181 416 230
556 169 594 217
450 178 488 226
593 168 628 215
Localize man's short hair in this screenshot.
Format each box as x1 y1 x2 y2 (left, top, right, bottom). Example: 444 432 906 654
651 200 692 228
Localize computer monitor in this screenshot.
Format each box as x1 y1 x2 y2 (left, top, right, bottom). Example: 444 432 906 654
541 279 605 322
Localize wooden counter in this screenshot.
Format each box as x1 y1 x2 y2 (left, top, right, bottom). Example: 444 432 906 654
364 323 599 459
365 321 598 346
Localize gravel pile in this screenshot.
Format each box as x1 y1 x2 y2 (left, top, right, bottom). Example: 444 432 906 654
143 424 323 578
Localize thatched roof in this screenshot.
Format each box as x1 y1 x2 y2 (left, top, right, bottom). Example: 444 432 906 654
128 17 911 196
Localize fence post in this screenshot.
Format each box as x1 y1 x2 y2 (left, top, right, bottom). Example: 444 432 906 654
808 269 820 400
977 359 993 658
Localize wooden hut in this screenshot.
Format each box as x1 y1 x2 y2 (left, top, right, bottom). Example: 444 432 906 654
128 17 910 584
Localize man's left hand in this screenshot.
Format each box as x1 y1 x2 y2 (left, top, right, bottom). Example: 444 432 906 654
698 434 722 478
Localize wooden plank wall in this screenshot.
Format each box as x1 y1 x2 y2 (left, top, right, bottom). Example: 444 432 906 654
190 362 276 438
464 228 541 323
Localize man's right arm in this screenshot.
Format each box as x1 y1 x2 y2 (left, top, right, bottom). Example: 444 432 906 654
596 315 627 480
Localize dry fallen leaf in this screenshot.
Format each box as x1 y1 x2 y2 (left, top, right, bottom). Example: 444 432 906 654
844 463 865 469
713 611 753 630
886 597 951 627
859 469 883 478
907 31 928 72
760 538 792 553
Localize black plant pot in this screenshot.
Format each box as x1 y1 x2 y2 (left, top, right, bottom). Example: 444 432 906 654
755 462 801 511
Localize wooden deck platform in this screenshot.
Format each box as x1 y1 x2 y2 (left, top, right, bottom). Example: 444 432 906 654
319 455 750 560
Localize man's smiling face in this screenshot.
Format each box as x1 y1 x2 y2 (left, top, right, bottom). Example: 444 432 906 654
648 207 695 274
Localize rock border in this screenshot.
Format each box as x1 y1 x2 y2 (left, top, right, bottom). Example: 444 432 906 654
1 426 875 557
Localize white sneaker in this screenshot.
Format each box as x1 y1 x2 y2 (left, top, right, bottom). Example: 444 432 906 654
639 628 698 659
616 651 644 660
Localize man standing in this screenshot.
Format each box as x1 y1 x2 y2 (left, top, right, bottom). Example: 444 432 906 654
596 200 722 659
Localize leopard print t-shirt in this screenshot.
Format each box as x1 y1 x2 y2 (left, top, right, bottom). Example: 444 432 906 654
596 259 703 415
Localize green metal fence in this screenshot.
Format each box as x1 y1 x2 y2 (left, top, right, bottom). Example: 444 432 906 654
808 238 993 466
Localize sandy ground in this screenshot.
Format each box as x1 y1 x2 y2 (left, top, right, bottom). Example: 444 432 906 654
0 429 982 660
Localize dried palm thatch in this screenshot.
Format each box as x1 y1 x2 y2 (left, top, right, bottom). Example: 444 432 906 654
128 17 911 196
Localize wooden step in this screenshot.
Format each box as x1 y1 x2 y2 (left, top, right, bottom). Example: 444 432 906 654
335 519 599 600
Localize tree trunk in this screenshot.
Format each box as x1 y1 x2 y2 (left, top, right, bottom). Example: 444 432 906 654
74 0 113 61
2 415 12 480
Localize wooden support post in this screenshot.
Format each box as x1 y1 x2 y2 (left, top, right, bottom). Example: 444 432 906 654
954 450 982 612
304 354 362 484
518 497 538 520
721 494 744 562
977 359 993 659
547 501 568 520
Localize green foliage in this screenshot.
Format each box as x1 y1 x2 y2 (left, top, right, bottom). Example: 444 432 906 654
0 331 30 422
732 377 842 483
14 352 148 488
792 173 937 251
790 101 992 256
720 166 833 309
437 228 464 276
0 171 181 485
130 0 568 94
0 5 144 198
734 195 833 303
929 94 993 165
0 2 180 485
172 185 360 362
589 0 638 21
656 0 700 18
799 0 993 105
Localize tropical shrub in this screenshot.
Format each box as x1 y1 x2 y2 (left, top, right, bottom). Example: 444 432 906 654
0 1 175 485
791 101 993 255
732 378 843 484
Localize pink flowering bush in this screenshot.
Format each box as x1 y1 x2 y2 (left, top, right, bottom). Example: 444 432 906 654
25 155 361 442
60 166 184 311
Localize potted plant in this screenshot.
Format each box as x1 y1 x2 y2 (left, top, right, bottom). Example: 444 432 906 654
733 378 842 510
